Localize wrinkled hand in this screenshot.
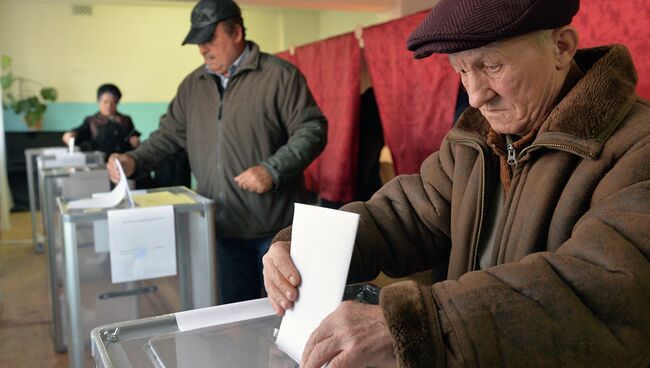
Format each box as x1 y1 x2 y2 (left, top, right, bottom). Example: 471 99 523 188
234 165 274 194
262 241 300 315
62 131 76 145
107 153 136 183
128 135 140 148
302 302 397 368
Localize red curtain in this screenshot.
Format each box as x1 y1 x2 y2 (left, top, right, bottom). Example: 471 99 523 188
278 34 362 203
572 0 650 99
363 11 459 175
276 50 296 65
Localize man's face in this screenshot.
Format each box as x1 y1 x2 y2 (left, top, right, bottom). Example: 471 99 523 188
98 93 117 117
448 33 563 135
198 22 243 75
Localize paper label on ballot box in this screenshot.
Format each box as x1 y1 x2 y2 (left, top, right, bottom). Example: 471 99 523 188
107 205 177 283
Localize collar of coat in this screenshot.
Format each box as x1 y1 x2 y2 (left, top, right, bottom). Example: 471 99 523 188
450 45 639 159
197 41 261 81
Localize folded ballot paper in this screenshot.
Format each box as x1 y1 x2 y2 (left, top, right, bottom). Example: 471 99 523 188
275 203 360 363
67 158 133 209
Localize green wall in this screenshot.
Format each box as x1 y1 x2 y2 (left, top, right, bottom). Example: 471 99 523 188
1 0 388 132
3 102 167 139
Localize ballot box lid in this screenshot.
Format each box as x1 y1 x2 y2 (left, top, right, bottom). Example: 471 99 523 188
58 185 215 221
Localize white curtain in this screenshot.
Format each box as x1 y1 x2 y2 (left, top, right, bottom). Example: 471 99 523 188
0 83 12 231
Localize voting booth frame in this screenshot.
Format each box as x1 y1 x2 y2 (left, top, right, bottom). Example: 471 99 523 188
57 186 217 368
39 158 109 354
25 147 100 253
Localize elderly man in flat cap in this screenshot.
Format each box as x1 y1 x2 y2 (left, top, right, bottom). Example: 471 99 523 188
263 0 650 366
108 0 326 305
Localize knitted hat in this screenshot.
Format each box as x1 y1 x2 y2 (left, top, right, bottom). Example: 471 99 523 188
407 0 580 58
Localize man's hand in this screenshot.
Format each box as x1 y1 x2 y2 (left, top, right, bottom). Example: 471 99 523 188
302 302 397 368
62 131 76 145
106 153 136 184
234 165 274 194
262 241 300 315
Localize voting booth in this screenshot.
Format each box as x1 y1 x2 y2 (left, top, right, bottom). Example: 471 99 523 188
58 186 217 368
39 162 111 353
24 147 103 252
91 284 379 368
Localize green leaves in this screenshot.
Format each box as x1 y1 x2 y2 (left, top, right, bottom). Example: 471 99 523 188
0 72 13 89
41 87 57 101
1 54 58 128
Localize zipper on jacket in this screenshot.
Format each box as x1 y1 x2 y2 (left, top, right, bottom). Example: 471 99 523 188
516 143 594 164
218 103 223 120
506 135 517 166
449 139 487 271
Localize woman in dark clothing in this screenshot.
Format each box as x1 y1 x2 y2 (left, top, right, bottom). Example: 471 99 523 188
62 83 140 158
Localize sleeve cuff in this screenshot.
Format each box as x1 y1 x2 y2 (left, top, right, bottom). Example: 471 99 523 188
260 161 281 188
380 280 445 368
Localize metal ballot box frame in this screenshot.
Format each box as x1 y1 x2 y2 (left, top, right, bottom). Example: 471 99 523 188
24 147 102 252
91 284 379 368
59 186 217 368
40 163 111 353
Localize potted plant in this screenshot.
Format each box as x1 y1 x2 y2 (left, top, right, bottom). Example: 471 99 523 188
1 54 58 130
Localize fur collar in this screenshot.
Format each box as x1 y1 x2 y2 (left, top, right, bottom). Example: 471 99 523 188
451 45 639 155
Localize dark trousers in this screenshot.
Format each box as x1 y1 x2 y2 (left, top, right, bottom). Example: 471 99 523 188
216 235 274 305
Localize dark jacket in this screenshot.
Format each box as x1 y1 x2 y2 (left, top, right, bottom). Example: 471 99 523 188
276 45 650 367
129 42 327 238
73 112 138 159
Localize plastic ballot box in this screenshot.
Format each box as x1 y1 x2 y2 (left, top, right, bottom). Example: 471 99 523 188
24 147 103 252
39 163 111 353
91 284 379 368
58 186 217 368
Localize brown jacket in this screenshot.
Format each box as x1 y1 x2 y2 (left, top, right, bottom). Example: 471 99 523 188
276 45 650 366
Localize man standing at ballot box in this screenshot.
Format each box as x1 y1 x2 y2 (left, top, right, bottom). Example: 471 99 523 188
262 0 650 366
107 0 327 305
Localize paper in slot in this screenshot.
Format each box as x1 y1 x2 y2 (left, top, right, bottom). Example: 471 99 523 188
67 137 75 154
275 203 359 363
67 158 133 209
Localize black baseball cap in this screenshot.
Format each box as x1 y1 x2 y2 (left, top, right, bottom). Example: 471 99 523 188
182 0 241 45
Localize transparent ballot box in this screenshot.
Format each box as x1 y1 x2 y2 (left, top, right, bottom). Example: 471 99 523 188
24 147 103 252
58 186 217 368
40 164 111 353
91 284 379 368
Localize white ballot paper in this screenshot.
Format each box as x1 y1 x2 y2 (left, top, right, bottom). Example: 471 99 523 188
107 205 177 283
67 158 133 209
175 297 275 332
275 203 360 363
67 137 75 154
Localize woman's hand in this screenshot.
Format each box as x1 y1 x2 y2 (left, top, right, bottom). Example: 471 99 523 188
62 131 76 145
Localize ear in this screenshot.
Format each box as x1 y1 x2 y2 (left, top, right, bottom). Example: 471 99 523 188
551 26 579 70
233 23 244 44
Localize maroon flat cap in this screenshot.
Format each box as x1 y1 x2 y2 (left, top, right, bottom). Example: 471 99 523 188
407 0 579 58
